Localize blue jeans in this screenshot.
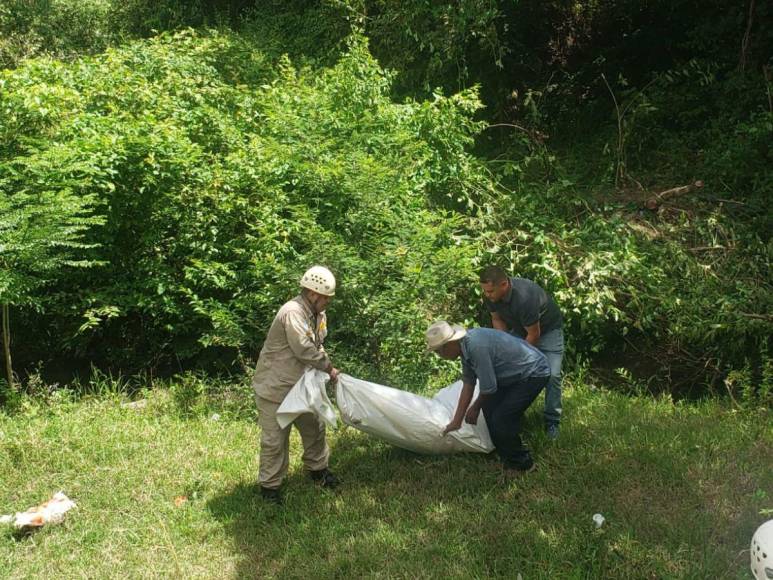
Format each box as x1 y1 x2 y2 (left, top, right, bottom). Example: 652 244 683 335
535 328 564 427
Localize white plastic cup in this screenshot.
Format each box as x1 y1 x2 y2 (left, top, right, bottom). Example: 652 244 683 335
593 513 605 528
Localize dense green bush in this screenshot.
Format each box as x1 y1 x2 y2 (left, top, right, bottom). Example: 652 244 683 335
2 31 491 387
0 0 114 66
0 0 254 69
478 153 772 389
2 3 770 397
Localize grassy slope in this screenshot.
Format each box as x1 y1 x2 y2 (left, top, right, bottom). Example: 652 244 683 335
1 378 770 579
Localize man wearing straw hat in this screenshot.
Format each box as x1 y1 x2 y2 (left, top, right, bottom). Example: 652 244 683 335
426 321 550 474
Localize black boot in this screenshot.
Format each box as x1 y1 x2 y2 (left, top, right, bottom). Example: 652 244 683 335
309 468 339 489
260 486 283 505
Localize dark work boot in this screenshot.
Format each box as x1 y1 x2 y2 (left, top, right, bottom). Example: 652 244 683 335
503 462 537 479
260 486 283 505
309 468 339 489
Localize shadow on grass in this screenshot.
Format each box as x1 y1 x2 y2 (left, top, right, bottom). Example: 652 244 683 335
205 419 559 578
2 527 37 542
205 394 771 577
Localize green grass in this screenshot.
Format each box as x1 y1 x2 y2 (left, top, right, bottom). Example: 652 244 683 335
1 376 771 579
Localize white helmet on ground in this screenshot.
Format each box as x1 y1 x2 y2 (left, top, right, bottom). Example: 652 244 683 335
752 519 773 579
300 266 336 296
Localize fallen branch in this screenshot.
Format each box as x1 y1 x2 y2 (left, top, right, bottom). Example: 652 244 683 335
738 312 773 322
483 123 547 144
687 245 726 252
645 180 704 210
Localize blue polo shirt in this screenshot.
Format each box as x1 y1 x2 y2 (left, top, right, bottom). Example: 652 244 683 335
460 328 550 395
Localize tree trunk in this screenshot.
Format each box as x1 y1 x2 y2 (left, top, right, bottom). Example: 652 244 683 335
2 303 13 395
740 0 755 72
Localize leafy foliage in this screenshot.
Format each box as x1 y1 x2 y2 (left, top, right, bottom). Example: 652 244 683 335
1 2 770 396
2 31 490 386
477 152 772 389
0 78 105 394
0 0 257 68
0 185 102 306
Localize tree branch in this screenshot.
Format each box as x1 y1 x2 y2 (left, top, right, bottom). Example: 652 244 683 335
645 180 704 210
740 0 756 72
738 312 773 322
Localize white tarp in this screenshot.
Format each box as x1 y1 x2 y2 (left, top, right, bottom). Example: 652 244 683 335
276 369 338 429
277 369 494 454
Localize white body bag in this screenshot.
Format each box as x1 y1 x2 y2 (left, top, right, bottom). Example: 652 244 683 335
277 369 494 455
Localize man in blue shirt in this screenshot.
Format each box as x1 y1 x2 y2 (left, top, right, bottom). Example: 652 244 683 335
479 266 564 440
426 321 550 474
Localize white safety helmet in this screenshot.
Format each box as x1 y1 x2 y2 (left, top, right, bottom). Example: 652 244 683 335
752 519 773 579
300 266 336 297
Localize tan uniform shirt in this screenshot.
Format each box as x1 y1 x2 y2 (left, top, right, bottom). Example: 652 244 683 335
252 294 331 403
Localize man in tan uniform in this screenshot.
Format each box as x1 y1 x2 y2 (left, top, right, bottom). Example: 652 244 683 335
252 266 340 504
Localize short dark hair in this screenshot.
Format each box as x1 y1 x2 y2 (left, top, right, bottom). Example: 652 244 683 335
479 265 509 284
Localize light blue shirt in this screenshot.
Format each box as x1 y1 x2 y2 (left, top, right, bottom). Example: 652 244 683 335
460 328 550 395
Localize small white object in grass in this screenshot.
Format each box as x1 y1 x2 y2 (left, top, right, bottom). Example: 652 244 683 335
0 514 13 525
210 413 220 421
593 513 605 528
9 492 76 529
121 399 147 410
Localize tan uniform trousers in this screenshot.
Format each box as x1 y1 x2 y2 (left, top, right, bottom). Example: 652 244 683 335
257 396 330 489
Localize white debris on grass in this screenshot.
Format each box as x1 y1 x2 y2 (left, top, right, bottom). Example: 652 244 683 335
1 492 77 530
